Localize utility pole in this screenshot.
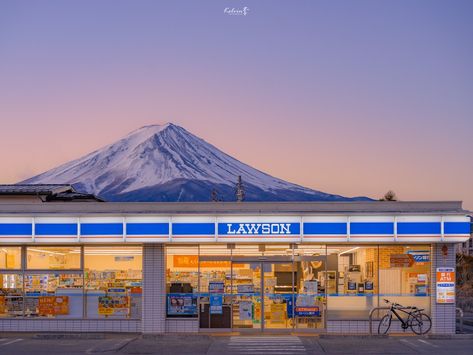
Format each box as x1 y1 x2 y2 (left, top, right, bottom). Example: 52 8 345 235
235 175 245 202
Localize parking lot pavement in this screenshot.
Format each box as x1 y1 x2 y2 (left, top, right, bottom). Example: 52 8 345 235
0 334 136 355
0 334 472 354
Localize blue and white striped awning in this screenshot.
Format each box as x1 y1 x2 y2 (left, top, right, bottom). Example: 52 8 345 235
0 214 469 243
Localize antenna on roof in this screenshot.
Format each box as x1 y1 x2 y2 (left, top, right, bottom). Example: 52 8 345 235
235 175 245 202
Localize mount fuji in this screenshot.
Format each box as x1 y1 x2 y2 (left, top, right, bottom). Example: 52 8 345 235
22 123 370 202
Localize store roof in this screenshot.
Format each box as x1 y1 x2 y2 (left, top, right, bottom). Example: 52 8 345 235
0 200 468 215
0 184 104 202
0 184 73 195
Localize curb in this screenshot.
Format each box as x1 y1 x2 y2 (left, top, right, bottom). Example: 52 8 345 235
33 333 106 340
427 333 473 340
86 336 137 353
319 334 388 339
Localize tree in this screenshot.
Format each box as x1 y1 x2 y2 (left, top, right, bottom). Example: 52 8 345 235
380 190 398 201
210 188 223 202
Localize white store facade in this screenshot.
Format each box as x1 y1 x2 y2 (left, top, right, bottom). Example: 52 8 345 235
0 201 469 335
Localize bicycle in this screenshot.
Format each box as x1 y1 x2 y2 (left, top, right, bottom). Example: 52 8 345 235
378 299 432 335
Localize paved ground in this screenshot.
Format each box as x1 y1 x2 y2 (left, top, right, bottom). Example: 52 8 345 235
0 334 472 355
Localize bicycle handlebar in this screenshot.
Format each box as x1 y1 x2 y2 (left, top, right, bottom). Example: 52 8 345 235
384 299 415 309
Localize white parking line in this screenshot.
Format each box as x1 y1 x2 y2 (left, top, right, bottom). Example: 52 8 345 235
0 338 23 347
400 338 420 348
417 339 439 347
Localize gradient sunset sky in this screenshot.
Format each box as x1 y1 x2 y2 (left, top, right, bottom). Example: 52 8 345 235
1 1 472 208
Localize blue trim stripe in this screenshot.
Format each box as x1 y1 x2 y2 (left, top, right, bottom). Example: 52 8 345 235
35 223 77 236
172 223 215 236
350 222 394 235
444 222 470 235
126 223 169 235
303 222 347 235
80 223 123 236
0 223 32 235
397 222 441 235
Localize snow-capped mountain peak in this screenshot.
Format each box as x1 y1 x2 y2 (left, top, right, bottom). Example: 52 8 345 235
22 123 369 202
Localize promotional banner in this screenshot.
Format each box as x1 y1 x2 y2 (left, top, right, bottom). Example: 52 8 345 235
436 267 455 304
98 295 129 316
38 296 69 315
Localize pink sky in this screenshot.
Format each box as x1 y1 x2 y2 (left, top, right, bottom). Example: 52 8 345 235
1 1 472 210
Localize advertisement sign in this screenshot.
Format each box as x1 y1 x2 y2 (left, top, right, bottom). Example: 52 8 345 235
209 294 223 314
270 303 286 322
436 267 455 304
98 295 129 316
303 280 318 294
172 255 244 269
295 306 320 317
38 296 69 315
390 254 415 268
237 284 254 294
239 301 253 320
0 296 5 314
407 250 430 263
167 294 197 316
209 282 224 294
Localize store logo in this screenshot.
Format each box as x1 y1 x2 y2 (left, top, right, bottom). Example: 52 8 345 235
225 223 292 235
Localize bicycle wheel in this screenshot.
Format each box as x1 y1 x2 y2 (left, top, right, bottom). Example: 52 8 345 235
378 314 392 334
410 313 432 335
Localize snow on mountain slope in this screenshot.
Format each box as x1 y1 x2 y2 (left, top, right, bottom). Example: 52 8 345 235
22 123 370 202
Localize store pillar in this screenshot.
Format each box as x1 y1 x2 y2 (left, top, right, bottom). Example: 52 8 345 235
430 243 456 334
142 244 166 333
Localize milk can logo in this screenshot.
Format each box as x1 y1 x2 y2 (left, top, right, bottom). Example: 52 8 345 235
224 7 250 16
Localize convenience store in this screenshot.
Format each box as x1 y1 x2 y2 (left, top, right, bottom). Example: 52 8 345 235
0 200 469 334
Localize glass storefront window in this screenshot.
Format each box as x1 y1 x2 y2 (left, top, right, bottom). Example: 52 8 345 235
166 245 198 318
27 247 81 270
326 246 379 320
0 273 23 317
294 245 326 329
24 273 83 318
84 246 142 319
379 245 431 315
0 247 22 269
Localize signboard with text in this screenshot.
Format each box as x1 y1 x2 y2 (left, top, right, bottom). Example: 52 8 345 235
436 267 455 304
38 296 69 315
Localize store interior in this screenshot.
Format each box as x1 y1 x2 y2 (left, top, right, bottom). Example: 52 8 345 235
166 244 431 329
0 246 142 319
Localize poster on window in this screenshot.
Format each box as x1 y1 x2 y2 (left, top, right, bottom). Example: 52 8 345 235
239 301 253 320
270 303 286 322
38 296 69 315
303 281 318 294
98 295 129 316
167 294 197 316
209 282 224 294
0 296 5 314
295 306 320 317
210 294 223 314
436 267 455 304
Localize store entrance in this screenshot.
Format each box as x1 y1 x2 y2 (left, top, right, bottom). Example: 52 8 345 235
232 258 294 331
199 253 325 332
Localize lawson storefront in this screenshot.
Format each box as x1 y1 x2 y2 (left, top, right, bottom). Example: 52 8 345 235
0 201 469 334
